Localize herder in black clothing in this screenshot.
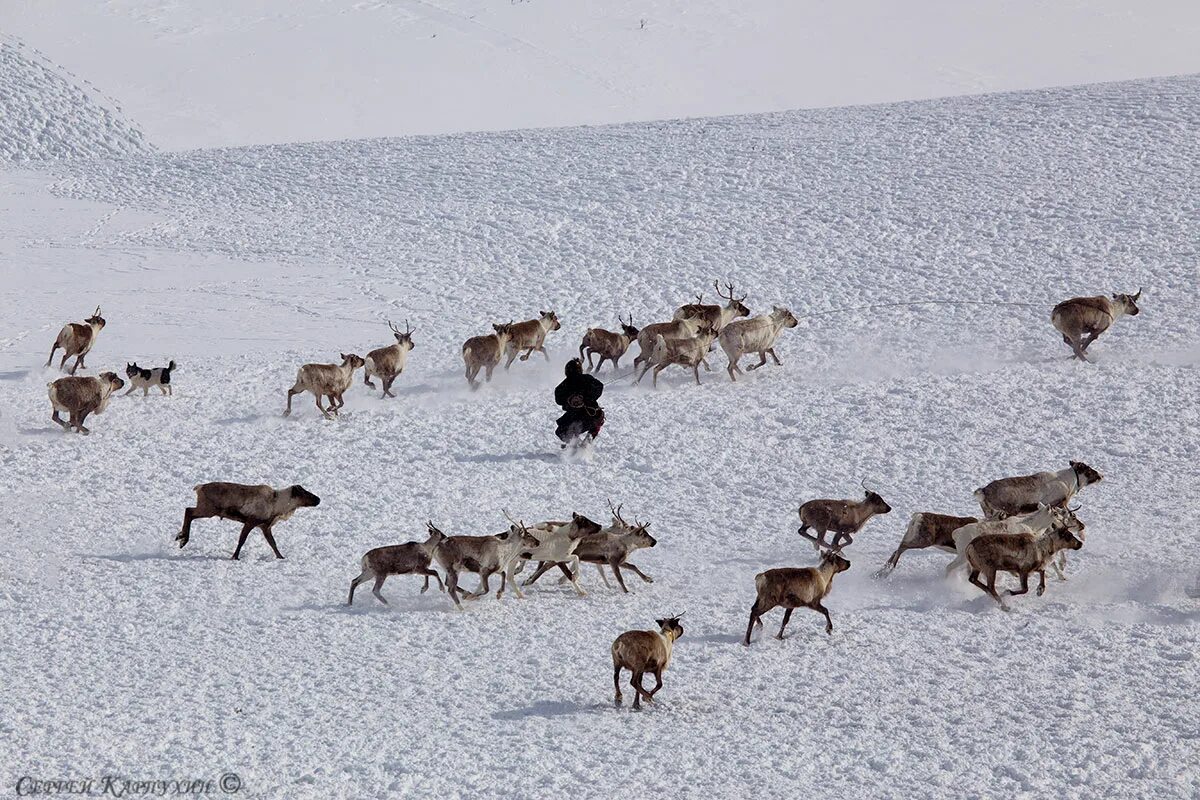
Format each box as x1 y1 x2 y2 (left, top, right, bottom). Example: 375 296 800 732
554 358 605 447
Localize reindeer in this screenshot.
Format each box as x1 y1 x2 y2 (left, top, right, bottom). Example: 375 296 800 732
674 280 750 331
965 527 1084 610
347 523 446 604
638 324 721 386
284 353 364 418
462 322 514 389
47 372 125 434
504 511 602 596
745 551 851 644
363 319 415 398
632 316 702 373
873 512 979 578
1051 290 1141 361
947 504 1085 581
611 615 684 710
176 482 321 559
522 502 656 593
798 481 892 550
46 306 106 375
433 521 539 609
719 306 799 381
504 311 561 368
579 314 639 373
975 461 1103 519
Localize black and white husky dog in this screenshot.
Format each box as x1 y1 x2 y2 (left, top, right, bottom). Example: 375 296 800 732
124 360 176 396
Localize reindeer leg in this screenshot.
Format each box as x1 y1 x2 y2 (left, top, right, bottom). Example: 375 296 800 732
176 507 197 547
540 346 550 362
74 410 91 435
1052 552 1067 581
776 608 794 640
595 563 612 588
363 372 376 389
422 568 444 593
746 352 769 371
613 665 623 706
1037 570 1048 596
567 556 586 596
768 348 783 366
1005 572 1030 597
647 669 664 700
383 377 396 398
446 569 464 609
610 558 631 593
692 364 702 385
231 522 255 560
347 569 371 605
371 575 389 604
46 342 59 368
285 388 299 416
621 562 654 583
745 600 768 645
504 347 518 369
51 409 70 430
813 601 834 634
71 355 85 374
631 671 647 710
260 524 285 559
523 561 556 587
726 358 738 382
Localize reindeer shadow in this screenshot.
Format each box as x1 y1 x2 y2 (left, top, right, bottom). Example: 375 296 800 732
0 370 30 381
455 451 560 464
492 700 601 720
82 551 228 563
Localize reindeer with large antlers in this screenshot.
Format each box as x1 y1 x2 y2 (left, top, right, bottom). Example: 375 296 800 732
579 314 640 373
674 280 751 332
363 319 415 398
47 306 106 375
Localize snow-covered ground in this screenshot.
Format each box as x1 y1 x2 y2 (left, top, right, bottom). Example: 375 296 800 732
2 66 1198 796
4 0 1200 149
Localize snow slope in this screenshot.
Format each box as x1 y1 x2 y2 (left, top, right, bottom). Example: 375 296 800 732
3 0 1200 149
0 38 150 163
2 77 1199 797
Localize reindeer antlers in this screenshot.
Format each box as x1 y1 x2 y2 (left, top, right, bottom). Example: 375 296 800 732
607 499 627 525
714 280 747 303
502 508 529 531
388 318 415 335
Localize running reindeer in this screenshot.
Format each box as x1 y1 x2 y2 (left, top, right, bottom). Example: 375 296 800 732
798 481 892 550
674 281 750 331
363 319 415 398
579 314 639 373
1051 290 1141 362
46 306 106 375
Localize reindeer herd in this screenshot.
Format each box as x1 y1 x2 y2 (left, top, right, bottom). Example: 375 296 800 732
32 287 1140 709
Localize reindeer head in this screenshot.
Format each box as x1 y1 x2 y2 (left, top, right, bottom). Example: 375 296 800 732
493 321 515 342
655 614 684 641
772 306 799 328
388 319 415 350
425 521 447 547
540 310 562 331
100 371 125 392
1112 289 1141 316
1069 460 1103 488
821 550 852 574
288 485 321 507
860 480 892 514
340 353 366 369
570 512 602 538
1051 504 1086 540
619 313 639 339
86 306 106 329
715 281 750 317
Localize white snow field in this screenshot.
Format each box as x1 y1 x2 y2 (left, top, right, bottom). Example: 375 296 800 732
4 0 1200 149
2 66 1200 799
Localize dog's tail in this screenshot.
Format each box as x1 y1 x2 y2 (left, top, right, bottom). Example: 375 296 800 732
167 360 176 371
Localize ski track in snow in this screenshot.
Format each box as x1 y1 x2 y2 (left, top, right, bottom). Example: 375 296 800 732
1 76 1199 798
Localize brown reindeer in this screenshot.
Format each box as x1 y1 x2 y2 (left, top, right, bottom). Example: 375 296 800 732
462 322 514 389
745 551 851 644
504 311 562 368
975 461 1103 519
579 314 639 373
176 482 321 560
674 280 750 331
638 324 721 386
798 482 892 550
363 319 415 398
284 353 365 418
47 372 125 434
965 527 1083 610
611 615 684 710
46 306 106 375
1051 290 1140 361
874 512 979 578
347 522 446 604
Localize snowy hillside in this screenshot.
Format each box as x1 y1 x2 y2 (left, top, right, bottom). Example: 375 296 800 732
4 0 1200 149
0 38 150 163
2 70 1198 798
